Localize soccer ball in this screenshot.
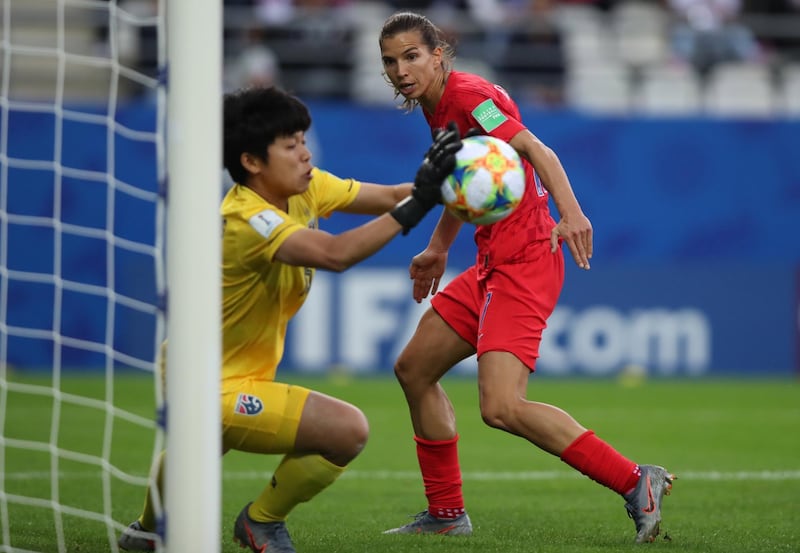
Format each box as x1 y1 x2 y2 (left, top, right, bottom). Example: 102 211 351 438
440 135 525 225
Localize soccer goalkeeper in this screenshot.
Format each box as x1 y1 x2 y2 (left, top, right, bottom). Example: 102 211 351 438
118 85 462 553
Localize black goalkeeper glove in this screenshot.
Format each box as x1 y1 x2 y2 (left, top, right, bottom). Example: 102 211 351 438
391 121 463 234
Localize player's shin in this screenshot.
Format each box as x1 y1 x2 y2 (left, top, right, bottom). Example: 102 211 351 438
249 453 346 522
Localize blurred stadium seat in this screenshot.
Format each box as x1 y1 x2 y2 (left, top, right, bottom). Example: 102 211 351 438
779 62 800 116
349 0 395 105
558 3 614 72
566 61 633 114
704 61 779 117
0 0 114 102
611 0 670 70
634 62 703 115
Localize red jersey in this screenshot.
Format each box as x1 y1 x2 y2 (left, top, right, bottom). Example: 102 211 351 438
424 71 556 275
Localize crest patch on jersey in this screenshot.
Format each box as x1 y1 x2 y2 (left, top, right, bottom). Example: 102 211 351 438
471 99 507 132
249 209 284 239
234 393 264 415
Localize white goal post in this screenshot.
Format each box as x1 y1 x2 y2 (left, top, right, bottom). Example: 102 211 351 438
164 0 222 551
0 0 221 551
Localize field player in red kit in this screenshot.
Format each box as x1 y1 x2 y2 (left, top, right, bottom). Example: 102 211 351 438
378 11 676 544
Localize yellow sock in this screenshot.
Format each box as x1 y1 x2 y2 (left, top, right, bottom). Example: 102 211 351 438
139 451 165 531
249 454 345 522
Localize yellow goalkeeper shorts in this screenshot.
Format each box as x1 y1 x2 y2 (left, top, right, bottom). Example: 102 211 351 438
220 380 311 455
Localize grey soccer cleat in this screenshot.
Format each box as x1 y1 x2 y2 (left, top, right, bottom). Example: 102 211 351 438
118 520 157 552
624 465 676 543
383 510 473 536
233 503 296 553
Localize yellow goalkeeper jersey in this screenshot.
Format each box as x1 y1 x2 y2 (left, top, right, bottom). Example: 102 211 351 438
220 168 360 390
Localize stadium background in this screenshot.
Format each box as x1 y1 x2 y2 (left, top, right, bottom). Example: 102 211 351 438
4 0 800 379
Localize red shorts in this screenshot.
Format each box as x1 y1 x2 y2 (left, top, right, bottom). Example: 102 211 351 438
431 242 564 371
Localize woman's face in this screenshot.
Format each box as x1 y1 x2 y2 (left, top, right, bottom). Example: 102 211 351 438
249 131 313 202
380 30 443 105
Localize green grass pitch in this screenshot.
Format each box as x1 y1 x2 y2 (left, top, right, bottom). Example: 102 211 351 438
3 373 799 552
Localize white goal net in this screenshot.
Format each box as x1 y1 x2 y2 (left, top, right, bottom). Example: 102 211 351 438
0 1 215 551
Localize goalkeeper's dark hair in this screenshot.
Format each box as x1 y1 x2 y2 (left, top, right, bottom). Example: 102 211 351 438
223 86 312 185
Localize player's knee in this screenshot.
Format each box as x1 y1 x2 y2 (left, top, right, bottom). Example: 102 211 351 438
339 404 369 462
479 397 518 432
480 408 511 432
393 351 417 389
394 345 440 391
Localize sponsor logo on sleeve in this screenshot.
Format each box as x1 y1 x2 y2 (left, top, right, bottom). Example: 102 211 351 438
249 209 285 239
471 99 508 133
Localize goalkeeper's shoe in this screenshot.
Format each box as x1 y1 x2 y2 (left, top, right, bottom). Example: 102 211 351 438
233 503 296 553
118 520 157 552
624 465 676 543
383 510 473 536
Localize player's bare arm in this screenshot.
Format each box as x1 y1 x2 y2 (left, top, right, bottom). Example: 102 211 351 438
273 120 461 272
426 208 463 254
409 210 462 302
273 215 405 272
340 182 413 215
509 130 593 270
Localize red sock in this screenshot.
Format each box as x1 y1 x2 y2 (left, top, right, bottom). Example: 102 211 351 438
415 435 465 519
560 430 641 495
